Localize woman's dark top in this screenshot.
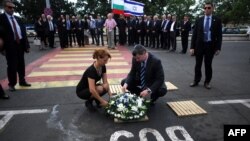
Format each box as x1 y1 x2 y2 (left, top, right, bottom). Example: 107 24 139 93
34 21 44 38
76 63 106 93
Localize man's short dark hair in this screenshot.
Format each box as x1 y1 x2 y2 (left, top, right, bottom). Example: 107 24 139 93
205 1 214 7
132 44 147 56
3 0 13 6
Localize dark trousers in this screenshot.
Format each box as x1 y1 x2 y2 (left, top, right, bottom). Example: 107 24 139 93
118 28 126 45
128 29 134 45
48 31 55 48
194 42 214 83
0 84 4 95
140 33 145 46
66 30 72 46
72 30 76 44
165 32 171 50
160 31 165 48
121 78 167 101
145 30 151 47
96 29 104 46
151 31 159 48
89 28 97 44
181 34 189 53
6 44 26 87
135 31 140 44
170 31 176 51
76 30 84 46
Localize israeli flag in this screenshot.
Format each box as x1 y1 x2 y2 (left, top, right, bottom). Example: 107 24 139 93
124 0 145 16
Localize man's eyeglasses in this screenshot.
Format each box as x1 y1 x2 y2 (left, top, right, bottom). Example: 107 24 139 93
6 6 15 9
204 7 211 10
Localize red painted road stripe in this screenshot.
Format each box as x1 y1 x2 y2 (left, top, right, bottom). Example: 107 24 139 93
1 46 133 89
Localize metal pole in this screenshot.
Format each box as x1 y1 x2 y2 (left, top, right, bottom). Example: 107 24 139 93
45 0 51 8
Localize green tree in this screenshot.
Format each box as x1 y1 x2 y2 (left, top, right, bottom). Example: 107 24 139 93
13 0 75 24
76 0 111 17
195 0 250 26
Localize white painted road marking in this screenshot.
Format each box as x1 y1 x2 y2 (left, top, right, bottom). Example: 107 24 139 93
0 109 48 130
208 99 250 108
110 126 194 141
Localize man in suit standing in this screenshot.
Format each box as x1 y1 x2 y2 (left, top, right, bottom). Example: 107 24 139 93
163 14 172 50
46 15 56 48
169 15 178 52
75 15 84 47
144 15 152 47
0 0 31 91
190 2 222 89
121 45 167 105
150 15 161 49
180 15 191 54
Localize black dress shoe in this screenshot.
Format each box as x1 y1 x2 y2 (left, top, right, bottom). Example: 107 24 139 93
85 100 96 111
9 86 16 92
19 82 31 87
0 93 10 99
94 99 101 108
190 82 199 87
204 83 211 89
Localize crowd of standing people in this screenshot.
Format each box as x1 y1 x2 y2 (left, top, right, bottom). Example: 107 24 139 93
33 12 193 53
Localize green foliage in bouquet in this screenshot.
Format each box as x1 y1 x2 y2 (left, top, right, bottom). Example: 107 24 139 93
105 92 151 120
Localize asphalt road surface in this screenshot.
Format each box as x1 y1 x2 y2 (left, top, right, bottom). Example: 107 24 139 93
0 40 250 141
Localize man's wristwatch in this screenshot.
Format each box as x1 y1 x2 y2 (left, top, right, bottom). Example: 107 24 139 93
146 88 152 95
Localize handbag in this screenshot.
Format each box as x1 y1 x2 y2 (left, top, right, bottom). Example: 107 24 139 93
33 37 41 46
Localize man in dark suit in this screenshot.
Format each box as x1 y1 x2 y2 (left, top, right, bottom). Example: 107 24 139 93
135 16 145 45
150 15 161 49
163 14 172 50
144 15 152 47
180 15 191 54
0 0 31 91
190 2 222 89
117 14 127 46
46 15 56 48
169 15 179 52
75 15 84 47
127 16 136 46
0 36 10 99
121 45 167 105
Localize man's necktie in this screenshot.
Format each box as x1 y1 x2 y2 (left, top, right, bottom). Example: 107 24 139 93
67 21 70 30
49 21 53 31
11 16 20 44
140 61 146 89
204 17 210 41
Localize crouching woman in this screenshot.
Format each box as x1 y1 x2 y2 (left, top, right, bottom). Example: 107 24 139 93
76 49 112 110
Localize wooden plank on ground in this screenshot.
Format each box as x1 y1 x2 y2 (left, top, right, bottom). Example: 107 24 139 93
167 100 207 117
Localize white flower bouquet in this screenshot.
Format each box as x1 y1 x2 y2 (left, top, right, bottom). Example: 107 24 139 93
105 92 150 120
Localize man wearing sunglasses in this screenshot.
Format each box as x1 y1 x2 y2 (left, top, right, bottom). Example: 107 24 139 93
0 0 31 92
190 2 222 89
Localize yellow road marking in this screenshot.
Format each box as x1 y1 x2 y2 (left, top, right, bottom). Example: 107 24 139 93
55 53 121 57
60 50 119 53
63 47 110 50
28 69 130 77
40 62 129 68
16 79 123 89
165 82 178 90
48 57 124 61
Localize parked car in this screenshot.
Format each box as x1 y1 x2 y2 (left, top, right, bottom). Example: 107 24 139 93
26 25 36 37
239 26 249 34
222 27 241 34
